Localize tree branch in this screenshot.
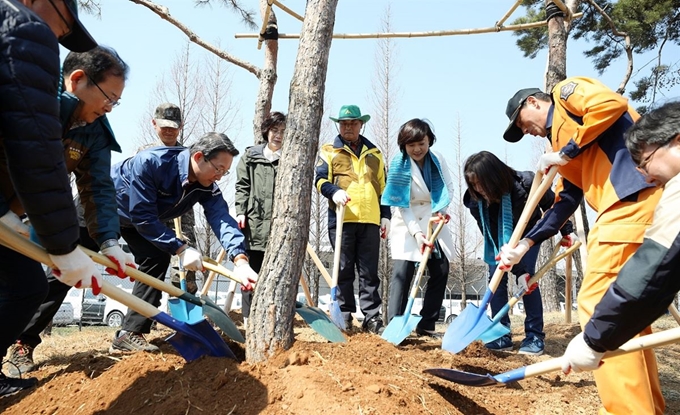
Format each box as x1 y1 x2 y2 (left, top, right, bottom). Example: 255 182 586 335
584 0 633 94
129 0 261 78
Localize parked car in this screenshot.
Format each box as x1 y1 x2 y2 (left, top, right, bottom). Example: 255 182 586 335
53 302 75 326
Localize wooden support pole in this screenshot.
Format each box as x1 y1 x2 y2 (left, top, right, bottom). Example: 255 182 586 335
257 0 274 50
495 0 523 29
272 0 303 22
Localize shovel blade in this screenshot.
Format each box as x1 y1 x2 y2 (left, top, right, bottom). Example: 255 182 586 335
423 368 499 387
200 295 245 343
477 323 511 344
442 304 494 353
168 298 205 323
295 302 346 343
328 287 346 330
154 311 236 362
382 313 422 345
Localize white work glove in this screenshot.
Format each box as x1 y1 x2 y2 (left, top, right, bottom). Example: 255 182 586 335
332 189 350 205
236 214 247 229
380 218 390 239
560 233 578 247
414 231 433 254
49 249 103 294
561 332 605 374
497 239 531 271
1 210 29 238
517 273 538 295
102 242 137 279
536 151 569 174
178 246 204 271
233 261 258 291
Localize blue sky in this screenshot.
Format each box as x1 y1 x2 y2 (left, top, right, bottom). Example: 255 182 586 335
79 0 680 173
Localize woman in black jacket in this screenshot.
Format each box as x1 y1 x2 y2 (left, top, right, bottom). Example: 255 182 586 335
463 151 574 355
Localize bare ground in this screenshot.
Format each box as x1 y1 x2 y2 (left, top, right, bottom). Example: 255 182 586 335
2 312 679 415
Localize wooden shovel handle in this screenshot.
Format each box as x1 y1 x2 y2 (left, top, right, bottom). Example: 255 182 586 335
200 249 227 297
487 166 559 294
331 203 346 289
408 218 447 299
173 217 188 284
299 273 314 306
79 246 190 298
202 258 240 284
306 244 333 287
0 223 160 319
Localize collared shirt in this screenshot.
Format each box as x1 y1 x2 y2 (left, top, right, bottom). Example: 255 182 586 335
263 145 281 162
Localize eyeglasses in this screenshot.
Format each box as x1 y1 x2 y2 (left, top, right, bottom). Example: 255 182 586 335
86 74 120 108
205 157 229 177
47 0 73 38
636 143 666 175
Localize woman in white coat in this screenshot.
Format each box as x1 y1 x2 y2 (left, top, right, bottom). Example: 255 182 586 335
381 119 454 338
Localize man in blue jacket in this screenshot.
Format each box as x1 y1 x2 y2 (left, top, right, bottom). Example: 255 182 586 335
0 0 99 397
110 132 259 352
5 46 132 378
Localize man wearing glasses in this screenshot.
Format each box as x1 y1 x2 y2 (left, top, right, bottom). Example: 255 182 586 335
0 0 98 397
497 77 664 415
109 132 258 353
5 46 132 378
561 101 680 390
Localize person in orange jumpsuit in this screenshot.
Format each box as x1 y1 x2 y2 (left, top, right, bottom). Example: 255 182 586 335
498 76 664 415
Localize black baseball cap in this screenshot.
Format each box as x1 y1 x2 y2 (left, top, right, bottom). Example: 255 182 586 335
59 0 98 53
503 87 542 143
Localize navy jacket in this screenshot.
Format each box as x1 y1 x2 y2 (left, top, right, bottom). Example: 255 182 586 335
464 170 574 275
0 0 79 255
112 146 246 260
60 92 122 246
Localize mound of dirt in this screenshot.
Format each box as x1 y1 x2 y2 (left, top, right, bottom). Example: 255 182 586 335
2 315 679 415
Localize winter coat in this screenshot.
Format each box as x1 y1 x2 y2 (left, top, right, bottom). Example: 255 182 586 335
111 146 246 260
315 135 390 229
234 144 278 251
60 92 122 246
0 0 78 255
388 150 455 262
464 170 574 275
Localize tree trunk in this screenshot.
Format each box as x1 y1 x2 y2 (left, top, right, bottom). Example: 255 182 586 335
544 1 568 92
246 0 338 363
253 0 279 145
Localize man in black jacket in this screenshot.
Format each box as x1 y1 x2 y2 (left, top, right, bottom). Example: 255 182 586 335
0 0 98 397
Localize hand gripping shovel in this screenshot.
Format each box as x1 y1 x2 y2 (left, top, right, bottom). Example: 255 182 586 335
329 203 346 330
79 247 245 343
168 217 205 324
382 218 446 345
0 224 235 362
477 240 582 344
425 325 680 387
442 166 559 354
297 272 346 343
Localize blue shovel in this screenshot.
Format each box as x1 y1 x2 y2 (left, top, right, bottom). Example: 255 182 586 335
382 218 446 345
477 241 581 344
426 325 680 387
442 166 559 354
168 218 205 324
0 224 235 362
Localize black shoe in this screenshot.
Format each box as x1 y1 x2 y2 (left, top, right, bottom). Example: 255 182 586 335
0 372 37 398
363 316 384 335
415 327 443 339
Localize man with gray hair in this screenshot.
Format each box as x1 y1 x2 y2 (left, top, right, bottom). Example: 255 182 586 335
109 132 258 352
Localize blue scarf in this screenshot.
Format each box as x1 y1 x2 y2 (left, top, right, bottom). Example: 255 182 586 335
479 193 513 266
381 152 449 212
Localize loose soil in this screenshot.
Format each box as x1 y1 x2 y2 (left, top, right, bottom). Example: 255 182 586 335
2 313 679 415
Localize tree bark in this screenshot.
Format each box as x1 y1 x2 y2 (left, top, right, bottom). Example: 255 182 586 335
254 0 279 145
246 0 338 363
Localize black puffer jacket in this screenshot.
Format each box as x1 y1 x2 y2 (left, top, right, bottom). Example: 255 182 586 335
0 0 79 255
